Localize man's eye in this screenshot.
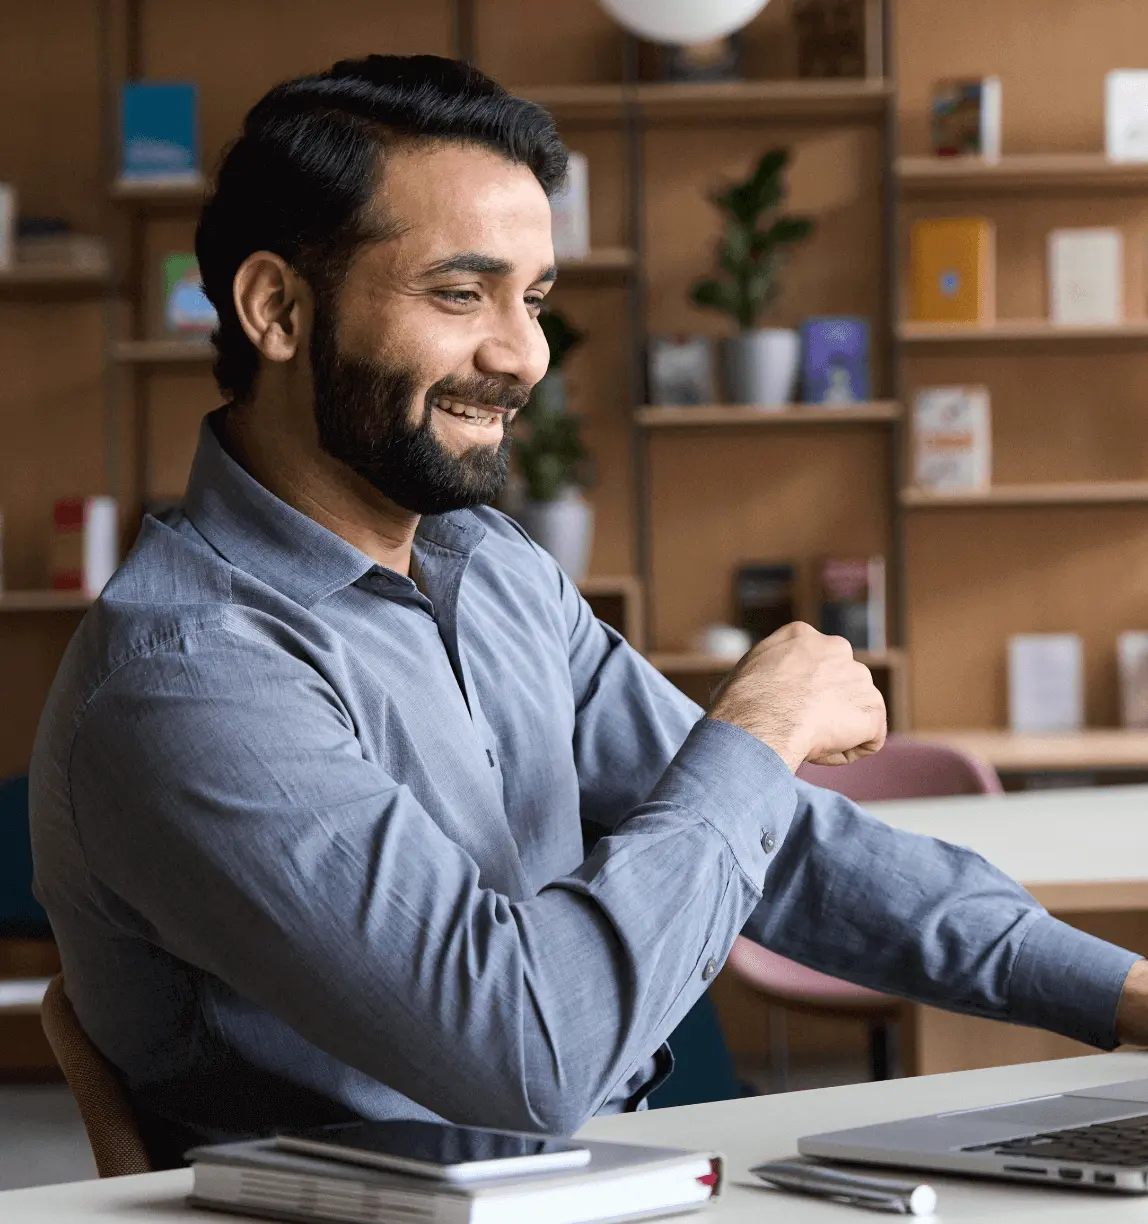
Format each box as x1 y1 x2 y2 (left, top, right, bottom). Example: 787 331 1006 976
525 294 545 316
436 289 480 305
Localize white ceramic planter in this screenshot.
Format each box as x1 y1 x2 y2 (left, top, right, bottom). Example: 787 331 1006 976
518 487 594 581
720 328 801 407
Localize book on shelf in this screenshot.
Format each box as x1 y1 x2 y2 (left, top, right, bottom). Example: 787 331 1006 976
930 77 1002 160
818 556 886 653
550 150 590 260
1048 228 1123 325
735 562 797 645
163 253 217 335
792 0 868 79
800 316 870 404
188 1133 724 1224
1106 70 1148 162
909 217 995 324
911 386 991 492
647 335 715 405
15 218 107 270
120 81 199 183
0 184 14 271
1008 633 1084 735
51 497 118 598
1118 632 1148 729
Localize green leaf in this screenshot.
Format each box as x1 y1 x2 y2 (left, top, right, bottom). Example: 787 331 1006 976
765 215 816 245
690 277 740 318
718 222 754 275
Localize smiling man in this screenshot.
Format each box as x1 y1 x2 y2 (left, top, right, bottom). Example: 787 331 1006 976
29 55 1148 1171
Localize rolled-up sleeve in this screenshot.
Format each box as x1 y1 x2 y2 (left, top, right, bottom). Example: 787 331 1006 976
67 625 796 1137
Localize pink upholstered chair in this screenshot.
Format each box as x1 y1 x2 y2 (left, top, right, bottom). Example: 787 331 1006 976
727 736 1003 1088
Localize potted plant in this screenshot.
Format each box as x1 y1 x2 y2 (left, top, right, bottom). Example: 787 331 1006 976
512 310 596 580
690 148 816 407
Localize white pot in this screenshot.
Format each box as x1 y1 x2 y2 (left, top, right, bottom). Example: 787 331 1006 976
720 328 801 407
518 488 594 581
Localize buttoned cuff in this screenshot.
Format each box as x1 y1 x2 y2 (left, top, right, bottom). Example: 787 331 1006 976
649 717 798 889
1009 913 1141 1049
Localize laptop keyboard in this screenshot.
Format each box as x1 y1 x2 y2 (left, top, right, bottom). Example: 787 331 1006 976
967 1113 1148 1167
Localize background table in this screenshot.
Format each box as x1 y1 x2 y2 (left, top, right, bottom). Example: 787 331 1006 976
8 1052 1148 1221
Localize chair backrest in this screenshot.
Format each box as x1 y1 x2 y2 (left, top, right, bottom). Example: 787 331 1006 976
39 974 152 1178
796 734 1003 803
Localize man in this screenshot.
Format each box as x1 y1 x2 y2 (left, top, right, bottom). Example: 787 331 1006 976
30 55 1148 1170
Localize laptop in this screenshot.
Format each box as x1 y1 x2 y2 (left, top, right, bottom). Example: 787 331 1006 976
799 1077 1148 1193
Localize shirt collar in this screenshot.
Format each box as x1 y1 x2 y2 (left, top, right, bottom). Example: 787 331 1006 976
182 409 487 608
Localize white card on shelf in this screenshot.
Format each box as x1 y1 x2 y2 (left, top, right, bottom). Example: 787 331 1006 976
1106 70 1148 161
550 150 590 260
1008 633 1084 734
1048 228 1123 325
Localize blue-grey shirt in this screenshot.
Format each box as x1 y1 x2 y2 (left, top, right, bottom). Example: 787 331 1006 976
30 411 1138 1166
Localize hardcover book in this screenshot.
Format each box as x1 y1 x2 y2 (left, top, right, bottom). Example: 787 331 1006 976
1048 228 1123 325
1008 634 1084 734
51 497 118 598
550 150 590 260
0 183 15 271
736 563 797 644
800 316 870 404
818 556 886 652
912 386 992 491
120 81 199 182
1118 632 1148 729
930 77 1002 160
909 217 996 324
162 253 217 334
1106 70 1148 162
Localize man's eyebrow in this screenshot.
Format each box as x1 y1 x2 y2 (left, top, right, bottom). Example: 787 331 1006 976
421 253 559 284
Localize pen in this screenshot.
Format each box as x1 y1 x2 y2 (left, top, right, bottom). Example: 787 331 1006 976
750 1160 938 1216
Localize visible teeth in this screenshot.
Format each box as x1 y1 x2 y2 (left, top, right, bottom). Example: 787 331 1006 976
436 397 498 424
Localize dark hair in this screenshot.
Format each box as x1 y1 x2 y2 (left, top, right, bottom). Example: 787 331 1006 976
195 55 567 402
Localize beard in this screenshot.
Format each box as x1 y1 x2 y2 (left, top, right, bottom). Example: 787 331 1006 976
309 305 529 516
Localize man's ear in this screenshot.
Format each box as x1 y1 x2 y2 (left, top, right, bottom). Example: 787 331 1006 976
232 252 312 364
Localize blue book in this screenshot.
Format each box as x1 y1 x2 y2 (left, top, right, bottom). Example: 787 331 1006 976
800 317 870 404
120 81 199 181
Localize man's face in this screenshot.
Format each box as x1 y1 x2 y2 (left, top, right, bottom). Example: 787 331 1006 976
309 142 556 516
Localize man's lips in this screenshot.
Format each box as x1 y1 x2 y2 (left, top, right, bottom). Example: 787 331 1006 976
432 395 516 425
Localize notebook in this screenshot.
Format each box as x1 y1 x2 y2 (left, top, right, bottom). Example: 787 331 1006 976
188 1135 724 1224
909 217 995 324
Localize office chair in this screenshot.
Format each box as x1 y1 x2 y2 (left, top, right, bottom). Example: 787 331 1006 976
40 974 152 1177
728 736 1003 1088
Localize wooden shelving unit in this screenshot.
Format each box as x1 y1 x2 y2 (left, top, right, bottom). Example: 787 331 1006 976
898 319 1148 345
112 338 213 364
637 402 900 429
578 575 645 649
108 175 207 207
912 729 1148 773
556 248 636 278
0 591 92 612
0 259 110 293
901 482 1148 509
522 78 891 125
898 154 1148 195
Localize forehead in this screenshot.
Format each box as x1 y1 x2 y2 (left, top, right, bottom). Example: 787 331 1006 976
373 141 553 270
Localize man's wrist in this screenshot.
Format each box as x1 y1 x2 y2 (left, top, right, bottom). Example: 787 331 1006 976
1115 958 1148 1046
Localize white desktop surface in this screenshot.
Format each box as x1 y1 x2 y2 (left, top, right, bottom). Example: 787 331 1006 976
9 1052 1148 1221
864 784 1148 897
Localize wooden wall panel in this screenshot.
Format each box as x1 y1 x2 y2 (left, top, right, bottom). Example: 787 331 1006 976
906 507 1148 729
896 0 1148 157
141 0 453 175
649 428 892 649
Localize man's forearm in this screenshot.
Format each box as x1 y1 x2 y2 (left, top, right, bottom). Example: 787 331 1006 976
1116 959 1148 1044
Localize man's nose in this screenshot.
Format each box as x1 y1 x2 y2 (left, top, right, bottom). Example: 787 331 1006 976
474 308 550 386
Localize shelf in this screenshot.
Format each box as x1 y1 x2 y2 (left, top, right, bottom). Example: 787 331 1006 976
898 153 1148 195
0 259 110 293
912 729 1148 772
578 574 641 599
637 402 900 429
902 482 1148 508
521 78 891 125
108 174 207 208
649 647 905 674
898 319 1148 347
0 590 92 612
113 338 213 365
556 248 636 279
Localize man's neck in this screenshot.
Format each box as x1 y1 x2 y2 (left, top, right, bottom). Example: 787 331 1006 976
221 401 420 576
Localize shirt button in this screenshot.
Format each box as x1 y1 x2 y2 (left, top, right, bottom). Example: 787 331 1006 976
702 957 718 982
762 832 776 853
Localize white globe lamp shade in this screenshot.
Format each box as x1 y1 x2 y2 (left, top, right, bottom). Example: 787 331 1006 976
598 0 770 45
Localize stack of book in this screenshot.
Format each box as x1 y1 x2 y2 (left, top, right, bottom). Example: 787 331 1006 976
187 1124 724 1224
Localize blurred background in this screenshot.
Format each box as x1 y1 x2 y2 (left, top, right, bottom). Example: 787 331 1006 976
4 0 1148 1190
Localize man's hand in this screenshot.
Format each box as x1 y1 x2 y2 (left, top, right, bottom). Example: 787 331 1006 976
708 621 887 773
1116 959 1148 1046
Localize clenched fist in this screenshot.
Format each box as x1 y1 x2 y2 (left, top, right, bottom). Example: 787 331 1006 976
709 622 887 773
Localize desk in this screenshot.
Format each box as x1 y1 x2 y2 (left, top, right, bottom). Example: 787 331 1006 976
7 1052 1148 1221
865 785 1148 1076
